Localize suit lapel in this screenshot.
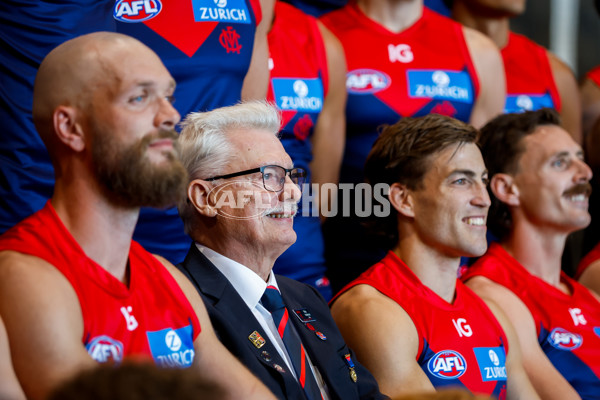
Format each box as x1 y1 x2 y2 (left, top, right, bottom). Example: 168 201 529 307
178 246 300 385
280 279 349 400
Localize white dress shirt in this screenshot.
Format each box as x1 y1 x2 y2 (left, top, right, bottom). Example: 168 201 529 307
196 243 330 399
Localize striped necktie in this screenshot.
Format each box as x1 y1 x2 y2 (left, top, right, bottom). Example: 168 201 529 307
261 285 323 400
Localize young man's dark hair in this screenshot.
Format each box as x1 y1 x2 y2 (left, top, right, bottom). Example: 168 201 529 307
479 108 561 239
364 113 479 248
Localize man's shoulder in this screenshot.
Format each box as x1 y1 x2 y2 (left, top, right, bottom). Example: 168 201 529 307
276 274 323 299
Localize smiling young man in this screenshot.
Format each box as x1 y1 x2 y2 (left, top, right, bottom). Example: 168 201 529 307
175 101 385 400
461 108 600 399
0 32 275 400
330 114 538 399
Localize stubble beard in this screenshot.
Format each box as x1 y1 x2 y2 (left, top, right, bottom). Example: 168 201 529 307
92 128 189 209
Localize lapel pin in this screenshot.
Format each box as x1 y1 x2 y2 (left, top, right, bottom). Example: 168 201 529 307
273 363 285 373
248 330 266 349
344 353 358 383
293 308 316 323
306 322 327 340
261 350 272 362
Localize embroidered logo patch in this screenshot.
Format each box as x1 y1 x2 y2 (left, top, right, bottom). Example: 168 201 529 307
473 347 507 382
427 350 467 379
147 325 195 368
113 0 162 23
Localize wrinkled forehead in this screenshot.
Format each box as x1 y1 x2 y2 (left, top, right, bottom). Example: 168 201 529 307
95 42 173 90
230 129 292 167
428 142 484 172
520 125 581 165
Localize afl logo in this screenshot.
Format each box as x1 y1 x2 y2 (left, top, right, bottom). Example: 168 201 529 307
114 0 162 23
548 327 583 350
86 335 124 363
346 69 391 94
427 350 467 379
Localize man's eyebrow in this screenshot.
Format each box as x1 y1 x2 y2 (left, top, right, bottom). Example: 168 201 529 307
551 151 570 158
448 169 477 178
133 79 176 90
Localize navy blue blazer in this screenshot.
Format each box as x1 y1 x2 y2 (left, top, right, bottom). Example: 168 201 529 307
177 244 386 400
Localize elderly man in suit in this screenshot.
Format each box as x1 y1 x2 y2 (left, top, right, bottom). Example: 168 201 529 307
176 100 384 400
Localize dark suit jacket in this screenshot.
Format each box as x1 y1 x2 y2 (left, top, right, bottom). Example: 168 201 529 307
178 244 386 400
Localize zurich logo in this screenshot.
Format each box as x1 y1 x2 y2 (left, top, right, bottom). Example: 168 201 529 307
548 327 583 350
214 0 228 7
114 0 162 23
293 80 309 98
432 71 450 87
346 69 391 94
165 329 182 352
516 95 534 111
427 350 467 379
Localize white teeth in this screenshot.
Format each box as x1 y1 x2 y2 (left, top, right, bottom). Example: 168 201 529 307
266 213 296 218
569 194 586 202
465 217 485 226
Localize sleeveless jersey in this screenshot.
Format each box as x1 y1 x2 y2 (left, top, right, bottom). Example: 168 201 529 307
0 202 201 367
462 243 600 398
115 0 262 264
334 252 509 398
319 5 480 293
320 4 479 184
0 1 115 236
267 1 330 297
587 66 600 86
575 241 600 281
501 32 560 114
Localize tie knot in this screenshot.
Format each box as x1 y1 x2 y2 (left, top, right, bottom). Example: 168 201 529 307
261 286 285 313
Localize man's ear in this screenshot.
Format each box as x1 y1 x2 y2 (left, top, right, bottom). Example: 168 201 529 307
188 179 218 217
490 173 520 206
389 182 415 218
53 105 86 152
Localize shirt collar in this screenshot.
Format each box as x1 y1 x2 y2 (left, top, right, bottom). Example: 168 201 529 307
195 243 278 309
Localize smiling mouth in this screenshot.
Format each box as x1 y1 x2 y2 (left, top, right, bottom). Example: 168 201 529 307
463 217 486 226
149 139 174 148
565 193 588 202
265 208 297 219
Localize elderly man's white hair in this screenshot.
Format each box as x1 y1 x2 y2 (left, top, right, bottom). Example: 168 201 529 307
177 100 282 233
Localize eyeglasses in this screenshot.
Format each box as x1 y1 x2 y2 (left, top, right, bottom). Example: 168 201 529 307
205 165 306 192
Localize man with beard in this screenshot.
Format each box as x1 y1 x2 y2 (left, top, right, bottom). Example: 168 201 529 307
0 33 275 400
461 108 600 399
175 101 385 400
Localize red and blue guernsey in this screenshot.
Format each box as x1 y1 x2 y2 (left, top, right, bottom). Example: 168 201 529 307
115 0 262 263
501 32 560 114
576 241 600 280
334 252 509 398
0 202 201 367
0 1 115 243
587 66 600 86
267 1 330 298
320 4 479 184
462 243 600 398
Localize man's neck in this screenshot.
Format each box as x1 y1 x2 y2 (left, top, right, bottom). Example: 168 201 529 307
356 0 423 34
394 237 460 303
502 222 567 288
451 4 510 48
197 237 277 282
51 176 139 284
